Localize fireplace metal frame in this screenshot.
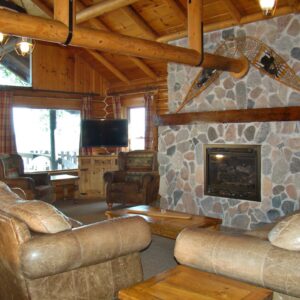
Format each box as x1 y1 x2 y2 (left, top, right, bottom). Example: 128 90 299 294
204 144 261 202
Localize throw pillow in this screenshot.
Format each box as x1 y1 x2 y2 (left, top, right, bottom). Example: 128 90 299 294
0 199 72 234
268 213 300 251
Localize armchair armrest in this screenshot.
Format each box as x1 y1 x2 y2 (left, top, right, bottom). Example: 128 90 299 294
141 172 159 189
104 171 126 183
25 172 50 185
175 228 300 298
21 216 151 280
3 177 35 190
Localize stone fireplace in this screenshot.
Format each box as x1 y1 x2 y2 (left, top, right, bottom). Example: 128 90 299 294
158 14 300 229
204 144 261 202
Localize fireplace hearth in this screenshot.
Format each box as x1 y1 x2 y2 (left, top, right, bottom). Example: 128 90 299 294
204 145 261 202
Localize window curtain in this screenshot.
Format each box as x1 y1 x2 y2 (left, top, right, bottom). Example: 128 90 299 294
144 93 157 151
0 91 17 154
80 95 92 155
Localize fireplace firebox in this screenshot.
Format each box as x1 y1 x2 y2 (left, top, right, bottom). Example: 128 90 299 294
204 145 261 202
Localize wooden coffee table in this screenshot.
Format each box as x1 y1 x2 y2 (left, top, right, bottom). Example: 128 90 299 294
105 205 222 239
118 265 273 300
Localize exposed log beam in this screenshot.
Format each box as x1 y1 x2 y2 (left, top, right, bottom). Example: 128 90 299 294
76 0 139 24
156 5 299 43
77 0 157 80
223 0 241 22
54 0 74 26
30 0 53 17
0 9 246 73
188 0 202 52
121 6 158 40
155 107 300 126
164 0 187 24
87 50 130 83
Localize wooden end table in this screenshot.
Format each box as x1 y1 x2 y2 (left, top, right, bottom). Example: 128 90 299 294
118 265 273 300
105 205 222 239
50 174 79 201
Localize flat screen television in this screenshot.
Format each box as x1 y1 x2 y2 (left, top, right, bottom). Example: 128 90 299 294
81 119 128 147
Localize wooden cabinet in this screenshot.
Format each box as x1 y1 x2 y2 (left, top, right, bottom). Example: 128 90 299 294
78 155 118 198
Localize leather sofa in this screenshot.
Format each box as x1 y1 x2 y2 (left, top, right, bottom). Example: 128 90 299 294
0 153 54 203
104 150 160 209
175 218 300 300
0 181 151 300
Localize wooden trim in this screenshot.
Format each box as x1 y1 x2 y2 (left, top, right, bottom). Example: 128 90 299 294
76 0 139 24
155 107 300 126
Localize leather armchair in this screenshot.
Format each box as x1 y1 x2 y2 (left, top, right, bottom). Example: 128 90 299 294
175 227 300 300
104 150 160 209
0 182 151 300
0 154 54 203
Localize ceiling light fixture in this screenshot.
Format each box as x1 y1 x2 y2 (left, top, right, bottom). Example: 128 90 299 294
0 32 9 46
258 0 277 16
15 37 35 56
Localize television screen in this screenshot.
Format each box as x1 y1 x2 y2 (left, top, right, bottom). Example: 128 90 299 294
81 119 128 147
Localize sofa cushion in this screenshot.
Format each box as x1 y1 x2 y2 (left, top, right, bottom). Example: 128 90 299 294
1 200 72 234
0 181 22 202
268 213 300 251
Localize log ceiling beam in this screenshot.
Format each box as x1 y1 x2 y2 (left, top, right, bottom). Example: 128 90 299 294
77 0 157 80
87 50 130 83
30 0 53 17
156 5 300 43
223 0 241 22
121 6 158 40
76 0 139 24
54 0 74 26
0 4 246 74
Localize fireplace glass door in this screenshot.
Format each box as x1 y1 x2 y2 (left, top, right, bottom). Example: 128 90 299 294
204 145 261 201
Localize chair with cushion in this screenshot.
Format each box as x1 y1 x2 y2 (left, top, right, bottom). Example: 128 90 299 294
0 153 54 203
104 150 160 209
0 181 151 300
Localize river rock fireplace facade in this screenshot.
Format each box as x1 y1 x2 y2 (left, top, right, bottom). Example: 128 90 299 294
204 145 261 202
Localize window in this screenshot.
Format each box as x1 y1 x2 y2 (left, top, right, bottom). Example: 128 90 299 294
128 107 145 151
13 108 80 172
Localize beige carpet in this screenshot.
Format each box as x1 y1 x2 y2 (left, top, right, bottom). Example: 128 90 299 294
54 198 177 279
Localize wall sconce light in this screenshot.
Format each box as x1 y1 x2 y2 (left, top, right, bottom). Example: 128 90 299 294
15 37 35 57
0 32 9 46
258 0 277 16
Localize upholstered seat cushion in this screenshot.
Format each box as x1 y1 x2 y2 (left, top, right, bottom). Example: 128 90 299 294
111 182 139 193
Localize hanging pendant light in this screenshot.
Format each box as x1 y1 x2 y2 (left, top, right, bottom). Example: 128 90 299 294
0 32 9 46
15 37 35 57
258 0 277 16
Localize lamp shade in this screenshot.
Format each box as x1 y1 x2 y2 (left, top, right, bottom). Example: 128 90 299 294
258 0 277 16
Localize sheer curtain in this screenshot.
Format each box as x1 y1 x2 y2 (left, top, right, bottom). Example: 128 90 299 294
144 93 157 150
80 95 92 155
0 91 17 154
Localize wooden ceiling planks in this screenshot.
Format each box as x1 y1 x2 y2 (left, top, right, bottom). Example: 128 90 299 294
16 0 299 88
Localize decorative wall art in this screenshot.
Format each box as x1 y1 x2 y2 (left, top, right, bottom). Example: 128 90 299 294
176 36 300 113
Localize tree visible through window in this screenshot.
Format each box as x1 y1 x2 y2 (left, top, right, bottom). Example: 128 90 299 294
13 108 80 172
